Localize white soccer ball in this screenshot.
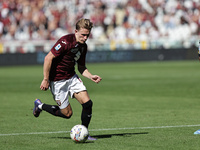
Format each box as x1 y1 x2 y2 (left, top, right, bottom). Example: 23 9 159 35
70 125 89 143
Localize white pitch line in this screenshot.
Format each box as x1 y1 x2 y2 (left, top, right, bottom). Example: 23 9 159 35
0 124 200 137
90 124 200 131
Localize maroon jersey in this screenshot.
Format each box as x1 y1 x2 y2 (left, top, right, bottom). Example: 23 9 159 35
49 34 87 81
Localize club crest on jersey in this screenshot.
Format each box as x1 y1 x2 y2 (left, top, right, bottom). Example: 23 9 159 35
71 47 79 53
55 44 61 51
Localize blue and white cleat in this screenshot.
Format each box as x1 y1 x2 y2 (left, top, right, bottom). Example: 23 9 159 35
33 99 42 117
87 136 97 141
194 129 200 134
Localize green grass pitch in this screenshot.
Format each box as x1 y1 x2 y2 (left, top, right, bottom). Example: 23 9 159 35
1 60 200 150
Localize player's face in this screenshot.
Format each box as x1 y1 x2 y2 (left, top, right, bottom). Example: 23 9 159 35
75 28 90 44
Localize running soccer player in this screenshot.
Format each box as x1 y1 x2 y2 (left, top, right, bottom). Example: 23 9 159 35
33 18 102 140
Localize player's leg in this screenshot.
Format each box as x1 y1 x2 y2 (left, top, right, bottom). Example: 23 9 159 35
74 91 96 140
73 91 93 128
33 99 73 119
42 101 72 118
33 79 73 118
69 74 96 140
69 75 93 128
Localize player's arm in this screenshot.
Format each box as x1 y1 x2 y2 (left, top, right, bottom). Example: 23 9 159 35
40 51 55 90
78 64 102 83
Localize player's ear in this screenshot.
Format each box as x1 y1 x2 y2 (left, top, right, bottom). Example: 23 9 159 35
75 29 78 33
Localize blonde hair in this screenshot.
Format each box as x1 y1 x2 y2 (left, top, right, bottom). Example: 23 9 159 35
76 18 93 31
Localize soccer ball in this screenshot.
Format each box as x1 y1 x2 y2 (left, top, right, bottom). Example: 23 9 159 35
70 125 89 143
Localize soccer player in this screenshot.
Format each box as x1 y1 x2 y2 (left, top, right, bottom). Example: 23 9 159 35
33 18 102 140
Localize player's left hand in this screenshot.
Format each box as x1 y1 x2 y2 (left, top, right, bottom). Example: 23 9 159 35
91 75 102 83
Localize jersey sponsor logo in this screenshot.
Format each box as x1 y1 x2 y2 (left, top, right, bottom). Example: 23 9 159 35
55 44 61 51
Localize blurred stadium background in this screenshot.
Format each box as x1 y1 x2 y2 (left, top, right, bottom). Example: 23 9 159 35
0 0 199 65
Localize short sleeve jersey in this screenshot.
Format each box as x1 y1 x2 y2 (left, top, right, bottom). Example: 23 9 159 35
49 34 87 81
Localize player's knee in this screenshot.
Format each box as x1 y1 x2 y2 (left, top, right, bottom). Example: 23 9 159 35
60 109 73 119
64 110 73 119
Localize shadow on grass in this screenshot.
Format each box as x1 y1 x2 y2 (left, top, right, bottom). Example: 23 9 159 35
51 132 148 141
92 132 148 139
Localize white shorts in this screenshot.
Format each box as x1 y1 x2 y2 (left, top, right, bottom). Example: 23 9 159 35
49 74 87 109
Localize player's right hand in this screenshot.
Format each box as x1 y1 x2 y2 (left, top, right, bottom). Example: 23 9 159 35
40 79 49 91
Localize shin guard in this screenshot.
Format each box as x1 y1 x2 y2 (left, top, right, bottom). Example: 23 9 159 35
81 100 93 128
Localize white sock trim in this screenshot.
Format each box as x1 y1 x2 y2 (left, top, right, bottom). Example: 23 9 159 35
38 104 43 110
